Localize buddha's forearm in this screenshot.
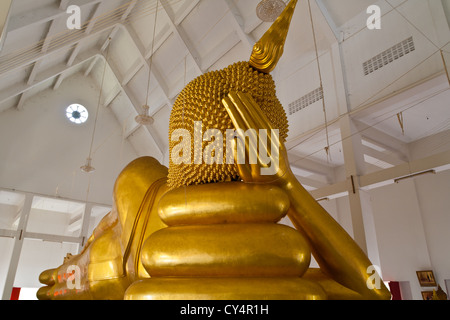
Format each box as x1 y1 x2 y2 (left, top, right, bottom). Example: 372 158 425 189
279 175 391 300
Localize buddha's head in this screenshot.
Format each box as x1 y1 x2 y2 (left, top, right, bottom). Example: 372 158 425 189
167 0 298 190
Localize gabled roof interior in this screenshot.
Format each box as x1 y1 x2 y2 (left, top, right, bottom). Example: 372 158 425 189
0 0 449 205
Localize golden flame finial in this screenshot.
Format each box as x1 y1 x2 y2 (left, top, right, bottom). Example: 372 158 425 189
249 0 298 73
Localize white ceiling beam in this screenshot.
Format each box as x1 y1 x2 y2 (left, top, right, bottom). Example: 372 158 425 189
84 55 99 76
295 175 327 190
66 214 83 233
24 231 82 244
100 25 120 52
53 71 66 90
27 61 43 86
173 0 200 26
143 24 172 60
0 0 13 51
85 2 104 35
0 229 17 239
41 19 61 53
66 1 106 68
26 17 62 89
106 57 165 155
121 59 144 86
360 149 450 190
0 19 169 107
124 123 141 141
0 50 100 105
149 63 172 103
58 0 109 90
288 152 335 182
361 145 405 167
353 119 409 161
201 31 241 71
159 0 203 75
123 24 172 108
67 45 82 67
7 0 102 35
306 147 450 199
222 0 255 52
0 22 115 76
60 0 71 11
309 180 348 200
315 0 341 42
121 0 138 20
315 0 351 115
243 8 264 35
103 86 121 108
16 92 29 111
0 1 118 76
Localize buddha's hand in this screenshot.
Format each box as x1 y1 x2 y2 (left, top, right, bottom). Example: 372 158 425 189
222 91 293 185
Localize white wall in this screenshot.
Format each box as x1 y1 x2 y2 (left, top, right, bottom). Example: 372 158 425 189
0 238 14 297
0 203 17 230
14 239 79 289
414 170 450 291
356 169 450 300
0 72 139 206
369 179 432 300
298 168 450 300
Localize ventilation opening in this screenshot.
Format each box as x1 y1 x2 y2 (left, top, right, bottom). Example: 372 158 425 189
288 87 323 116
363 37 415 76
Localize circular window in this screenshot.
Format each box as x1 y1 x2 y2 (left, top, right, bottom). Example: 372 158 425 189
66 104 88 124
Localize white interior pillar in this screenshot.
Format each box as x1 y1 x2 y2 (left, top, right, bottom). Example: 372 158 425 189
79 203 93 252
340 114 368 254
339 114 384 268
1 193 33 300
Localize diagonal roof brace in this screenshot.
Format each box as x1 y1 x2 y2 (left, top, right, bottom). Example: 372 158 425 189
0 0 12 52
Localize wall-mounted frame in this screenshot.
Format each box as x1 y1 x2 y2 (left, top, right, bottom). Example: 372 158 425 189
416 270 437 287
421 291 434 300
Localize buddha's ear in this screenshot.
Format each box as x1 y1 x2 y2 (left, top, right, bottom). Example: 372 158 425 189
249 0 299 74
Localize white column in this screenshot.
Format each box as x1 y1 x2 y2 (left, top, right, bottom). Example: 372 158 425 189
1 193 33 300
79 203 93 252
340 114 368 254
339 114 383 268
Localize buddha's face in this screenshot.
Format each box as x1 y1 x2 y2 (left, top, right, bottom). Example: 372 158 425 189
167 61 289 190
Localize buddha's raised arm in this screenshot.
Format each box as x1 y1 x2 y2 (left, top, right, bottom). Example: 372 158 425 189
222 91 390 300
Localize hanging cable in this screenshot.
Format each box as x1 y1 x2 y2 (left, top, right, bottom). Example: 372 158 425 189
135 0 160 125
291 86 449 166
80 37 112 174
441 50 450 86
307 0 332 162
146 0 160 107
385 0 442 52
397 112 405 135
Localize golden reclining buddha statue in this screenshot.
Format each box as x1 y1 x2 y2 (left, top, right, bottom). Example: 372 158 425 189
37 0 391 300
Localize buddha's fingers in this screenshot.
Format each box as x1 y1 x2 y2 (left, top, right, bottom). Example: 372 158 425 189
223 92 288 182
233 91 274 131
222 95 248 131
226 92 262 131
230 92 284 160
230 139 253 181
222 95 255 180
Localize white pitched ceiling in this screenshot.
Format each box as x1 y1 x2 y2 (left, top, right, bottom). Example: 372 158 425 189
0 0 449 188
